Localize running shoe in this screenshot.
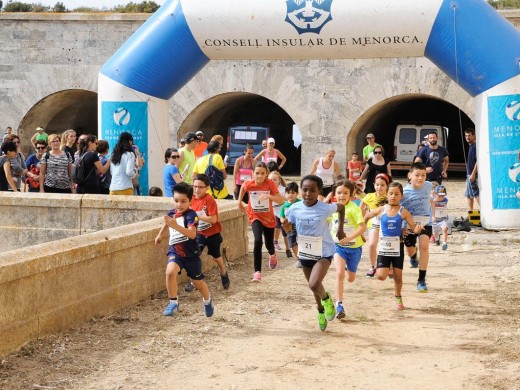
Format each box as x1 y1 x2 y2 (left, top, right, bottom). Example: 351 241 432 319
295 260 302 268
184 282 195 293
336 302 346 319
204 297 214 317
436 238 441 246
274 240 282 251
417 281 428 293
251 271 262 283
441 242 448 251
395 296 405 311
430 235 436 243
317 312 327 332
409 254 419 268
321 292 336 321
163 300 179 316
366 267 376 278
269 253 278 269
286 249 293 258
221 272 230 290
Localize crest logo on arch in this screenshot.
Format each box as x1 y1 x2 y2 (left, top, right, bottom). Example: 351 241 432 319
285 0 333 35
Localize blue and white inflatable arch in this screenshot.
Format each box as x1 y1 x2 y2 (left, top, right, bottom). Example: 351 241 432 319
99 0 520 229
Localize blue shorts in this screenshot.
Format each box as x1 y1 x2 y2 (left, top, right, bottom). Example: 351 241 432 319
335 246 363 273
465 177 479 198
287 229 298 248
168 255 205 280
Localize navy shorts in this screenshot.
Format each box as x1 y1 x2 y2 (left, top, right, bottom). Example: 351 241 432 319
196 233 222 258
404 225 432 247
299 256 333 269
287 230 298 248
168 255 205 280
275 217 288 236
377 242 405 269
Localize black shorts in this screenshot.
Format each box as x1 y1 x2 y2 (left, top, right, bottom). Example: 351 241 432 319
377 243 405 269
196 232 222 258
321 186 333 197
275 217 288 237
168 255 205 280
404 226 433 247
299 256 333 269
287 230 298 248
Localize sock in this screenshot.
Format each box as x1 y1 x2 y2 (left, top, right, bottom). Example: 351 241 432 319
169 297 178 302
395 295 402 298
418 270 427 282
203 295 211 304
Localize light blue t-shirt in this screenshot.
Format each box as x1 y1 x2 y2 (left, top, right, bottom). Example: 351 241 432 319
401 181 433 226
286 201 338 258
162 164 180 198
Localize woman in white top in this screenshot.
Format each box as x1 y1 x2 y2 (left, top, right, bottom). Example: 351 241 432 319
109 132 137 195
309 148 341 197
254 137 286 169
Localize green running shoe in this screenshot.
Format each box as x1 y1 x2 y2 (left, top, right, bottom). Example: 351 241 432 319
317 312 327 332
321 292 336 321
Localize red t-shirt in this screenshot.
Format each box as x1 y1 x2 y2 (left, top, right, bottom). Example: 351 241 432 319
191 194 222 237
348 160 362 181
242 178 279 228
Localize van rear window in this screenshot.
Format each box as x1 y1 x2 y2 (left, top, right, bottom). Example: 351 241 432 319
399 128 417 144
231 129 267 144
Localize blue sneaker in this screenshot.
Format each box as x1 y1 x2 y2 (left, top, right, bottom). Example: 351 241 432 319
336 303 346 319
204 298 214 317
417 281 428 293
410 255 419 268
441 242 448 251
163 300 179 316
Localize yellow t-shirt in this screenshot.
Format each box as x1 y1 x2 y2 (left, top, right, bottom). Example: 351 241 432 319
361 192 386 229
193 154 230 199
328 202 365 248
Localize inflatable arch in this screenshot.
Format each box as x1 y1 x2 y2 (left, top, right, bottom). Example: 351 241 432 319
98 0 520 229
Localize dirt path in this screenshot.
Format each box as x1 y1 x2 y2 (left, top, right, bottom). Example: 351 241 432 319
1 181 519 390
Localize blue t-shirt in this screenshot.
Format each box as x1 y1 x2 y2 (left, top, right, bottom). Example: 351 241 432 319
25 154 41 170
166 208 200 258
163 164 180 198
466 143 477 176
433 196 449 221
401 181 433 226
417 146 449 182
286 201 338 258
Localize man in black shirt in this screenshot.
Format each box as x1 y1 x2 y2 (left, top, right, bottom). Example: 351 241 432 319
414 131 449 184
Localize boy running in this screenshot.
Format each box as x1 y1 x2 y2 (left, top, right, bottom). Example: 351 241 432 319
432 185 449 251
280 181 301 266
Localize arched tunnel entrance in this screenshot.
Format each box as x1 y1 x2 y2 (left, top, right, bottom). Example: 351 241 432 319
17 89 98 155
348 94 474 177
179 92 301 175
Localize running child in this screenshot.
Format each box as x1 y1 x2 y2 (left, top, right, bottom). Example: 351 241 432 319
400 162 434 293
191 173 231 289
279 181 302 267
360 173 390 278
432 184 449 251
347 151 362 182
364 182 423 310
154 182 214 317
238 162 285 282
330 180 366 319
269 171 291 257
283 175 346 332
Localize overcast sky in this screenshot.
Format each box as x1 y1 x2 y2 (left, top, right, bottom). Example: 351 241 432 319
33 0 166 9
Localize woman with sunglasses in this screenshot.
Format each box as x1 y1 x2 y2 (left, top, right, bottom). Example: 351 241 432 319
360 145 392 194
24 139 47 192
162 148 184 197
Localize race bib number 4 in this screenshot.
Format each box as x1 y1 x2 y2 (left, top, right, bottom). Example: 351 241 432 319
168 217 189 245
377 236 400 257
298 234 323 260
250 191 270 212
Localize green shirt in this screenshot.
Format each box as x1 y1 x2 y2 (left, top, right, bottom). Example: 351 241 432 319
180 147 195 184
363 143 380 161
280 198 302 219
35 132 48 142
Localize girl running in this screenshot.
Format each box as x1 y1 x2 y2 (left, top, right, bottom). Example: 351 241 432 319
360 173 389 278
283 175 346 332
238 162 285 282
268 171 292 257
364 182 422 310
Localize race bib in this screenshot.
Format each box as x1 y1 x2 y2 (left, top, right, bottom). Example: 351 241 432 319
240 174 252 183
412 215 430 226
333 226 355 246
250 191 270 212
168 217 189 245
434 207 447 219
322 177 333 187
352 171 360 178
298 234 323 260
196 210 212 231
377 236 400 257
371 215 381 227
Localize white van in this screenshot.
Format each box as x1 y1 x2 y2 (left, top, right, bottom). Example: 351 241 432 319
393 124 448 163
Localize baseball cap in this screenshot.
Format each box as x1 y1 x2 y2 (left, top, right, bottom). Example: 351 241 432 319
196 130 204 136
366 133 375 138
36 127 44 132
185 132 198 143
267 137 275 144
435 185 447 195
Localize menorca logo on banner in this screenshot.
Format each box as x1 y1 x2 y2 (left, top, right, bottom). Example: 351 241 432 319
285 0 333 35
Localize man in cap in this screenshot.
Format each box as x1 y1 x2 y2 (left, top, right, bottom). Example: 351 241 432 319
177 132 198 184
194 130 208 159
362 133 380 162
30 126 48 148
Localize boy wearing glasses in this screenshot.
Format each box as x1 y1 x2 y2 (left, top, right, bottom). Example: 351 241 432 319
163 148 184 198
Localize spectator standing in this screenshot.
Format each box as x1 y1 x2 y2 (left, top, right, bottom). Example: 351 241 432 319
4 134 27 191
254 137 287 170
414 131 449 184
363 133 381 162
30 127 48 149
39 134 73 194
464 128 479 210
309 148 341 197
360 145 392 194
97 140 111 195
24 140 47 192
76 135 111 194
109 132 137 196
177 132 198 184
192 140 232 199
193 130 208 158
61 129 77 162
0 141 20 192
162 148 184 197
2 127 13 143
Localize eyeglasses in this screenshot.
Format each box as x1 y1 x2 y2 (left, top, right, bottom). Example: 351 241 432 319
36 146 47 150
374 151 382 154
51 140 60 143
193 185 207 189
170 155 180 159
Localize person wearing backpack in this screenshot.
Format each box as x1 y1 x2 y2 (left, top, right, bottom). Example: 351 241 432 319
39 134 73 193
192 141 232 199
75 135 111 194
